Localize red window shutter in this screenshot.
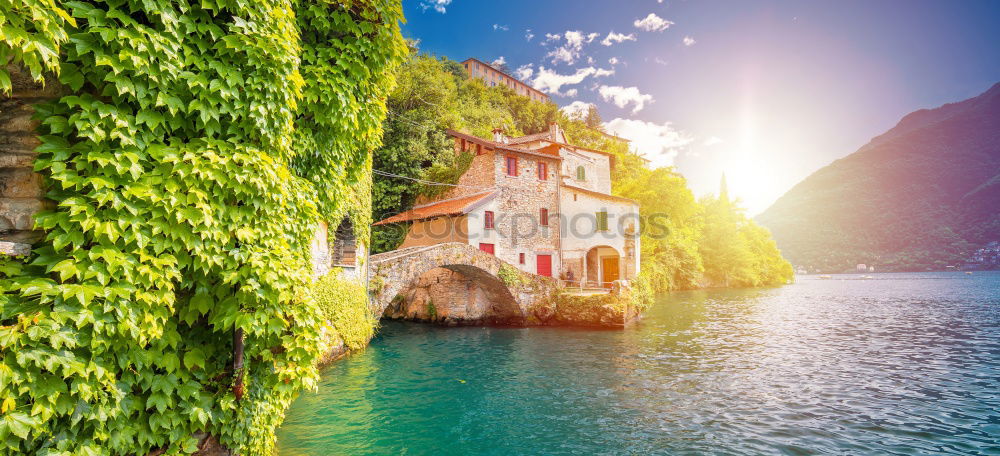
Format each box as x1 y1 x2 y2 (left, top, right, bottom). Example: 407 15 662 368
484 211 494 229
519 253 525 264
479 243 495 255
536 254 552 277
506 156 517 176
540 208 549 226
538 162 547 180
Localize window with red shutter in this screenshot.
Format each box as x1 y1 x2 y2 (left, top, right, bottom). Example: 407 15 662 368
484 211 494 229
540 208 549 226
519 253 525 264
506 156 517 176
538 162 547 180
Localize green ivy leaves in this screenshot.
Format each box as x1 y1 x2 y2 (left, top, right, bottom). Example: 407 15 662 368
1 0 405 455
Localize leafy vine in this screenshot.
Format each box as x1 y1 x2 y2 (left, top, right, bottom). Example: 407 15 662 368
0 0 405 454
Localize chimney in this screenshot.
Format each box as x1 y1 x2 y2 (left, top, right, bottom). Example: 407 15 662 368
492 127 506 143
549 122 559 142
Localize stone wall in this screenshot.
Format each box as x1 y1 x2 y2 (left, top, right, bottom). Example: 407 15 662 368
489 150 562 276
370 242 559 322
310 221 332 277
382 266 521 325
370 242 640 328
0 65 60 256
415 140 495 204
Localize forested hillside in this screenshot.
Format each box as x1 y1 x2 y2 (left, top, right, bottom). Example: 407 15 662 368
372 53 793 289
757 83 1000 272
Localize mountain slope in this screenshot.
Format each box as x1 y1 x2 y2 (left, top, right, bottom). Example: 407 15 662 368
757 82 1000 272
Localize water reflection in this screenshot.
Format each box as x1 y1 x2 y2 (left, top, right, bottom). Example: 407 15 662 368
278 272 1000 455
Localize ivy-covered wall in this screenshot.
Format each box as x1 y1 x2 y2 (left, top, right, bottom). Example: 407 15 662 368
0 1 405 454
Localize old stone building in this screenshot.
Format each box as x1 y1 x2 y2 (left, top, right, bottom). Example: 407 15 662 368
461 58 549 103
375 123 640 288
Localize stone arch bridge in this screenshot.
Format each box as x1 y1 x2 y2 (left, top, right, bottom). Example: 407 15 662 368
369 243 559 325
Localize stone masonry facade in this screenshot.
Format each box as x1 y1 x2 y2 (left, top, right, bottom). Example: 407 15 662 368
1 65 60 256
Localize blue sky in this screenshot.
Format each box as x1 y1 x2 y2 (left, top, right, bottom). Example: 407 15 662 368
402 0 1000 214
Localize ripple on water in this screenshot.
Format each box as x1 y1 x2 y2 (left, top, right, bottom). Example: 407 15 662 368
277 272 1000 455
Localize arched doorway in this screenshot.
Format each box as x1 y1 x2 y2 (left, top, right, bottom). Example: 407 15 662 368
585 245 621 289
332 216 356 267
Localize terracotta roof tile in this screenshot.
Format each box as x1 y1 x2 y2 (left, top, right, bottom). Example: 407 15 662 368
373 191 495 225
446 130 562 161
507 131 551 144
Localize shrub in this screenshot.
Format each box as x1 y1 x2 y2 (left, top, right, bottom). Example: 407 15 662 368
311 270 378 351
497 263 525 287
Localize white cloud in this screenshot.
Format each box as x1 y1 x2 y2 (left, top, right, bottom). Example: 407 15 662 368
525 29 535 41
565 88 578 97
586 32 600 43
653 57 668 66
587 56 595 65
544 33 561 43
530 66 615 96
604 118 695 168
608 57 620 65
598 85 654 113
493 24 509 31
634 13 674 32
704 136 723 146
419 0 451 13
491 56 506 67
683 36 696 46
601 31 637 46
561 101 596 119
547 47 576 64
564 30 585 47
546 30 594 64
514 64 534 80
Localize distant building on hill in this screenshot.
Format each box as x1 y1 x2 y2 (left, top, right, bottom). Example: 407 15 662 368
461 58 550 103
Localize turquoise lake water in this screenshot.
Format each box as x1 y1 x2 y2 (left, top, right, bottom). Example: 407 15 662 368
276 272 1000 455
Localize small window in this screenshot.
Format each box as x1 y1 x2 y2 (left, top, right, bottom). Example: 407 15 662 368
484 211 494 229
538 162 547 180
576 166 586 181
506 156 518 176
479 243 495 255
596 211 608 231
519 253 525 264
540 208 549 226
573 193 577 201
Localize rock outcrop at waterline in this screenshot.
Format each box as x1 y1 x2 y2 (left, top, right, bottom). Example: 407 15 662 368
383 266 640 327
